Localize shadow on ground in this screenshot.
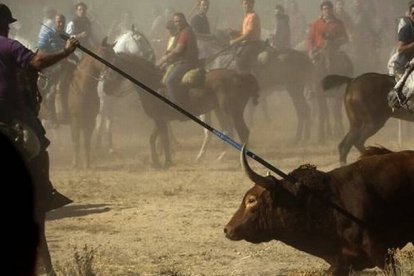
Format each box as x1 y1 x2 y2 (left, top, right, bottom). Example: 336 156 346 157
46 204 111 221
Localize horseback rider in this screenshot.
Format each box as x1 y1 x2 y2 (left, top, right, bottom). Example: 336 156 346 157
38 13 75 127
190 0 214 60
270 4 291 51
0 3 79 212
159 12 199 106
230 0 262 74
391 2 414 105
307 1 348 74
66 2 95 51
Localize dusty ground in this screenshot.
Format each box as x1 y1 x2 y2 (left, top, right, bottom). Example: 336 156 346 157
42 93 414 275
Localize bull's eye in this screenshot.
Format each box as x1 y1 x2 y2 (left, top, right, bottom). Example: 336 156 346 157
246 195 257 206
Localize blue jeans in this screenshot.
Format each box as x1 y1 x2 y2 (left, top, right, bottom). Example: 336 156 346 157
165 62 194 104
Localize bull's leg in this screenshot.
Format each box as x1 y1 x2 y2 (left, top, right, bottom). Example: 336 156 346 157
149 126 161 168
195 113 212 162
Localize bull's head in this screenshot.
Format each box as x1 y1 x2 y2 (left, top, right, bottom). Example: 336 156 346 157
224 147 299 244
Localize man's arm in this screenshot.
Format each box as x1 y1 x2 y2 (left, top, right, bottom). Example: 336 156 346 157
30 37 79 70
397 41 414 55
37 29 53 53
397 26 414 55
230 14 259 45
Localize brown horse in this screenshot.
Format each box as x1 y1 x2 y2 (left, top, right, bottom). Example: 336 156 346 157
254 48 314 143
102 53 259 168
322 73 414 165
212 31 313 143
313 50 354 142
68 38 116 168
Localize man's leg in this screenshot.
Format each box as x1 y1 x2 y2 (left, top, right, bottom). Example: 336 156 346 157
235 44 259 74
165 63 192 105
29 150 72 213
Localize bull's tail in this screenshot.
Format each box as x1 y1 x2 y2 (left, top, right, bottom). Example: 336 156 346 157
359 146 394 160
321 75 353 91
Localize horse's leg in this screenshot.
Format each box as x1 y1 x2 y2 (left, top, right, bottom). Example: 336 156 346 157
317 94 329 143
353 122 385 153
195 113 212 162
70 118 81 169
287 85 311 144
84 120 95 169
149 125 161 168
105 115 114 153
37 212 56 276
167 122 181 149
332 92 345 139
231 106 249 145
338 126 362 166
94 111 103 151
158 121 172 168
214 107 233 161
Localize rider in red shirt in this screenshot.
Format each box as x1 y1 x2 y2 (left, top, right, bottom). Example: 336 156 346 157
159 12 199 106
307 1 348 63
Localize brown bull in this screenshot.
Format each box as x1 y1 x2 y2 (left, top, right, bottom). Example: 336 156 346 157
225 146 414 275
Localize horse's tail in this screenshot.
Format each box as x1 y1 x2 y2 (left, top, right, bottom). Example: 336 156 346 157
321 75 353 92
359 146 393 160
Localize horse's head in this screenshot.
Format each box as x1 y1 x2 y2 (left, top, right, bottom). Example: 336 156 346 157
113 25 156 63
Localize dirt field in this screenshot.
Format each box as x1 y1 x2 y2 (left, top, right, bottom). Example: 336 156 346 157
43 93 414 275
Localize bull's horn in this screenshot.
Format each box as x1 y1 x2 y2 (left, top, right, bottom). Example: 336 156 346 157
241 145 273 189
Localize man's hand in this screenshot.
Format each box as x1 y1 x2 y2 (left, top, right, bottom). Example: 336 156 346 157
64 37 79 55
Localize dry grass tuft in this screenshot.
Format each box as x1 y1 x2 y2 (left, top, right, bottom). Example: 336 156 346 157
56 244 99 276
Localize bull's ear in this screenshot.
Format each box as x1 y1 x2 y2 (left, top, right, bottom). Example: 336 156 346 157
241 145 275 190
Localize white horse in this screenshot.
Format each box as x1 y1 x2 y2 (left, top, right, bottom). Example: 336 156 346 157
95 26 155 154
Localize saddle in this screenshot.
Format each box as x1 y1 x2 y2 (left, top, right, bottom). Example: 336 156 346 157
161 63 207 89
182 67 206 89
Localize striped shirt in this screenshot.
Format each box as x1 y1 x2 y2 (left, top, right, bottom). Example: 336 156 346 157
37 26 66 54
